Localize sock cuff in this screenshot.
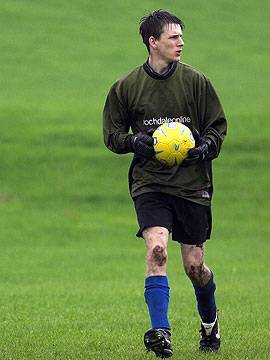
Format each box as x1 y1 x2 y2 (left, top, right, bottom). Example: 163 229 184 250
145 275 169 289
202 312 217 327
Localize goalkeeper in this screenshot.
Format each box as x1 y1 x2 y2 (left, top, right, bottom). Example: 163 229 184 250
103 9 227 358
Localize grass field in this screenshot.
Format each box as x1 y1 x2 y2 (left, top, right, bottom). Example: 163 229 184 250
1 0 270 359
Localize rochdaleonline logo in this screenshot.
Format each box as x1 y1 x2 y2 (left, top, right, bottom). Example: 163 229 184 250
143 116 191 126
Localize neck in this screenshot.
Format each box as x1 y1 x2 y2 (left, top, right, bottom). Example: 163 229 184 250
148 55 171 75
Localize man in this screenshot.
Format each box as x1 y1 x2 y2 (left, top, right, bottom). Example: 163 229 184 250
103 10 227 358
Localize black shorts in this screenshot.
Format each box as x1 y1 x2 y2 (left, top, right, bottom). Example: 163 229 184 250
134 192 212 245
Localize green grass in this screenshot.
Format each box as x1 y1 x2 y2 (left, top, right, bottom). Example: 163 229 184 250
0 0 270 359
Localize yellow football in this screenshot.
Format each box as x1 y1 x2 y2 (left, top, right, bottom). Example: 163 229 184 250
153 122 195 167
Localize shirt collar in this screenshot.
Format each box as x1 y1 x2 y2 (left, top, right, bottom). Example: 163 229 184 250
143 59 177 80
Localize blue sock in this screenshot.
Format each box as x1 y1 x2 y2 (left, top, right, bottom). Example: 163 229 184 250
193 271 217 323
144 276 170 329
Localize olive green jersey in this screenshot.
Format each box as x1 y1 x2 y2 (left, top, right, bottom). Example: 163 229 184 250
103 61 227 205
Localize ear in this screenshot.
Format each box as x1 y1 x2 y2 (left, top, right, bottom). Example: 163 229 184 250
149 36 158 50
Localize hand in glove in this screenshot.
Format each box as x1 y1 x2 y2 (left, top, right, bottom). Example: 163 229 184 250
182 130 214 166
125 132 155 158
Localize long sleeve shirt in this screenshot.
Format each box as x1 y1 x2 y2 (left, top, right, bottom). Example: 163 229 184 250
103 61 227 205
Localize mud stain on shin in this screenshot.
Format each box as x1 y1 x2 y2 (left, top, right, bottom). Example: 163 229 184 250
152 245 167 267
190 263 210 287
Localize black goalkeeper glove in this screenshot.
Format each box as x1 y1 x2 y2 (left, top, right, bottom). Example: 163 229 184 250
125 132 155 158
182 130 214 166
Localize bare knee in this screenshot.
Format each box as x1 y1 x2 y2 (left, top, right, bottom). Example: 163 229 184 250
144 227 169 275
146 244 168 276
181 243 210 286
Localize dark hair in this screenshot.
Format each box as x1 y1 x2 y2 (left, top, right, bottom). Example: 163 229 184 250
139 10 185 52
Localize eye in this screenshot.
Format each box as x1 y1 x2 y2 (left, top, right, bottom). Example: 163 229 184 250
172 35 183 40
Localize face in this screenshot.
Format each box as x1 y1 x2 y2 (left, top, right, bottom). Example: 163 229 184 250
149 23 184 62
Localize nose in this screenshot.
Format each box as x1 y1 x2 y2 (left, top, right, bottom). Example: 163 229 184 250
179 37 184 46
